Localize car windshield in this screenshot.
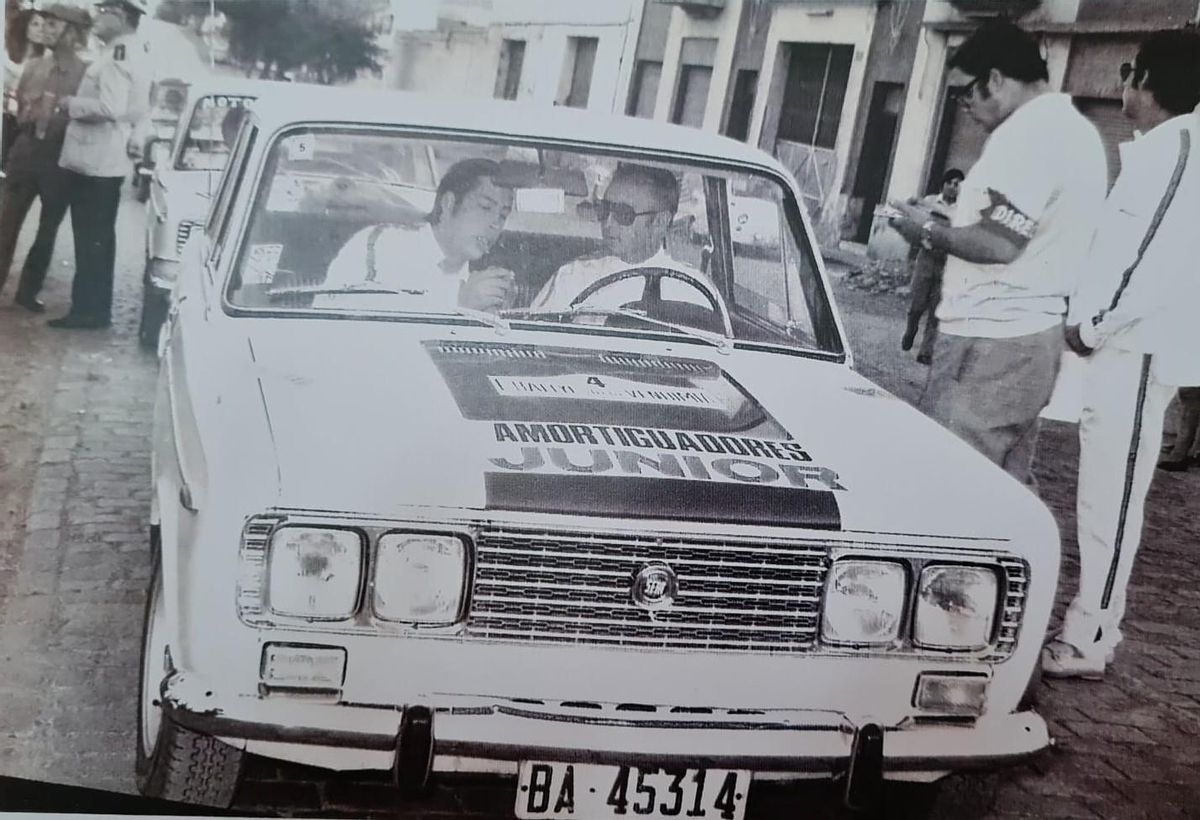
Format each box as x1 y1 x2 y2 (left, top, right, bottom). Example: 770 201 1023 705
176 94 256 172
225 128 843 355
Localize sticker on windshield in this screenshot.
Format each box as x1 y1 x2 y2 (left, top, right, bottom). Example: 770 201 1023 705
244 243 283 284
266 175 306 213
282 134 314 162
488 374 726 411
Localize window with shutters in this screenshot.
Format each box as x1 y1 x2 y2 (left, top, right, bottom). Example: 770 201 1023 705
559 37 598 109
626 60 663 118
776 43 853 149
494 39 526 101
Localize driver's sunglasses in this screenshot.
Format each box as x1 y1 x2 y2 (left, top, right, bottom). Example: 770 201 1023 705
956 76 983 108
1119 61 1142 84
577 199 661 227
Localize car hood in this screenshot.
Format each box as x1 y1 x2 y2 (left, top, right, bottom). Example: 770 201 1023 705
243 322 1043 541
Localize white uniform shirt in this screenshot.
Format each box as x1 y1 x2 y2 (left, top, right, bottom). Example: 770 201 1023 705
59 33 150 178
317 222 466 312
1070 109 1200 385
531 247 711 312
937 93 1108 338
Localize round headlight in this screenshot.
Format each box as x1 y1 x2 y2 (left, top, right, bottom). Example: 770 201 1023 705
914 565 998 650
373 533 467 625
821 560 907 646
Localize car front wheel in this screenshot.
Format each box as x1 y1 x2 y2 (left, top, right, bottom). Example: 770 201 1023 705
138 278 169 350
135 559 245 807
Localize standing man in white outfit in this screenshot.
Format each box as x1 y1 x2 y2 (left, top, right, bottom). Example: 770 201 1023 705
1044 29 1200 679
531 162 711 312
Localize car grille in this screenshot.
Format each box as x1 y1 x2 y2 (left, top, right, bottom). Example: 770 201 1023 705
175 220 197 254
990 556 1029 661
467 528 829 653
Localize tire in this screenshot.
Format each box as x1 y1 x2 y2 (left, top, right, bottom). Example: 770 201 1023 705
135 561 245 807
138 285 168 350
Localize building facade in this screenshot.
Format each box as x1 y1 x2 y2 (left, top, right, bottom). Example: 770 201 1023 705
372 0 646 115
629 0 927 249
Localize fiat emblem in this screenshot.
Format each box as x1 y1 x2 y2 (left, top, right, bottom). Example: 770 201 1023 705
631 562 678 612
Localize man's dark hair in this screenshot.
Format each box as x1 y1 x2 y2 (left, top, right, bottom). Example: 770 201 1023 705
609 162 680 215
943 168 965 184
949 19 1049 85
1134 28 1200 116
429 158 506 224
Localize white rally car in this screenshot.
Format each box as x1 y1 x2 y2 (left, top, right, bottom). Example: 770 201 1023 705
140 86 1059 817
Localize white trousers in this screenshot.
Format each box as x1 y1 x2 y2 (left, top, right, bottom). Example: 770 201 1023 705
1061 345 1175 657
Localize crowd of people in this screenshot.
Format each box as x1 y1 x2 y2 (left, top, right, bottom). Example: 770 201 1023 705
889 20 1200 681
0 0 150 326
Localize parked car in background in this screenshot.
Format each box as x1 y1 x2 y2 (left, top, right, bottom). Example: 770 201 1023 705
131 77 189 203
139 87 1059 817
139 77 265 347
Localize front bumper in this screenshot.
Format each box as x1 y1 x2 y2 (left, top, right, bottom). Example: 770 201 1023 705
160 670 1049 777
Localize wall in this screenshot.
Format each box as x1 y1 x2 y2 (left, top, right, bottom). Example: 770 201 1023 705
390 23 500 98
837 0 927 239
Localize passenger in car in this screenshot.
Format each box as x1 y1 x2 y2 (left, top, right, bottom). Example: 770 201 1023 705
319 157 517 312
529 162 711 312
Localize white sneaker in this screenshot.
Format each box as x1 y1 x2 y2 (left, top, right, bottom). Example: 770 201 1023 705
1041 639 1106 680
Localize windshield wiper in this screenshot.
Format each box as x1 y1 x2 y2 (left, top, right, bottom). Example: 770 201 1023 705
265 283 424 298
263 283 511 332
503 305 733 354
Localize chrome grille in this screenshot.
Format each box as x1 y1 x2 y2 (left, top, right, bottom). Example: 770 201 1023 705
467 528 829 653
990 556 1030 661
175 220 197 254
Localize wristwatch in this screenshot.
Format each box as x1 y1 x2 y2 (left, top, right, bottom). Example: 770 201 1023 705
920 219 937 251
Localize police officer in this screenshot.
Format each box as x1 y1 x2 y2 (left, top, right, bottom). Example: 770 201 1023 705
48 0 149 330
0 2 90 312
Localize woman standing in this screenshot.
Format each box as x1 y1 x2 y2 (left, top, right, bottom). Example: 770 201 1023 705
3 6 48 169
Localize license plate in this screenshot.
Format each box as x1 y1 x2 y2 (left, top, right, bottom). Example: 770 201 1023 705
515 762 750 820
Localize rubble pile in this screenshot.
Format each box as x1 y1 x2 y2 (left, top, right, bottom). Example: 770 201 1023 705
842 258 913 296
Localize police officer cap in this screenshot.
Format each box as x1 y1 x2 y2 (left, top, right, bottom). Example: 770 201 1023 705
95 0 148 15
41 3 93 28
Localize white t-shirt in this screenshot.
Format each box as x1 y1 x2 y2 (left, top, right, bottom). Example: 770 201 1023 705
937 93 1108 338
530 248 712 312
317 222 466 312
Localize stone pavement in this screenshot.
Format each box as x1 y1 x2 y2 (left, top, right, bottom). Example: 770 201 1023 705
0 198 1196 818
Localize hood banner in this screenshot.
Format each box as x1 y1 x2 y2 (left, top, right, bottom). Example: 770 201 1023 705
426 341 844 529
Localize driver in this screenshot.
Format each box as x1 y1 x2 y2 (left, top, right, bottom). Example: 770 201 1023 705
320 157 516 313
530 162 711 311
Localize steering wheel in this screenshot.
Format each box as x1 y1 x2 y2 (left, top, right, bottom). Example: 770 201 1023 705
569 266 733 336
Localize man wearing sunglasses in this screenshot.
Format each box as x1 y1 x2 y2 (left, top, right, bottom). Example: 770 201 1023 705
887 19 1107 486
1045 28 1200 680
530 162 708 312
47 0 151 330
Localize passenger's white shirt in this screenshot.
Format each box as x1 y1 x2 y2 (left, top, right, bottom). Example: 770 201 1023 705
531 247 711 312
318 222 466 312
1070 109 1200 385
937 93 1108 338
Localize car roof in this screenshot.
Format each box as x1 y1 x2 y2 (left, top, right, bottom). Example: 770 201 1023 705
245 85 790 178
183 75 283 106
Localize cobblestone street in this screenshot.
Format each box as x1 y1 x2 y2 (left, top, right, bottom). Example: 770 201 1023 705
0 192 1197 818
